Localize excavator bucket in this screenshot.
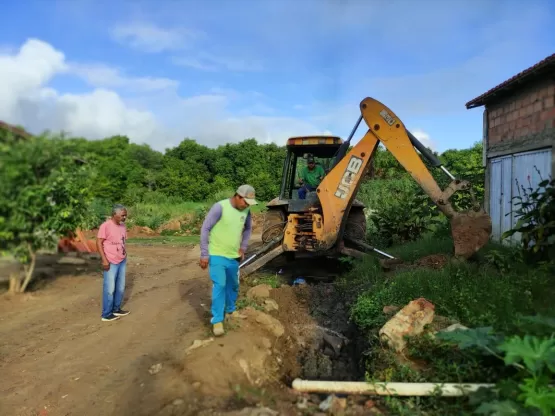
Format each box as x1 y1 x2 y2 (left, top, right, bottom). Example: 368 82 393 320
451 209 492 258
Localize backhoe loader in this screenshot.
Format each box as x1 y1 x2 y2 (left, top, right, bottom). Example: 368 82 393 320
240 97 492 276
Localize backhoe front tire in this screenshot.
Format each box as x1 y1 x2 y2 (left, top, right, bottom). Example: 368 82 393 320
262 209 286 243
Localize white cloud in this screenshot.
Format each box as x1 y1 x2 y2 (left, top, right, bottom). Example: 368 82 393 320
172 51 263 72
411 129 436 151
69 63 179 92
0 38 329 151
112 20 263 72
53 89 159 141
111 21 199 53
0 38 162 144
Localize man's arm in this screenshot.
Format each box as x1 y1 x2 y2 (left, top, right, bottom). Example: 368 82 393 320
96 223 109 270
200 203 222 259
96 238 107 261
240 211 253 254
317 165 326 180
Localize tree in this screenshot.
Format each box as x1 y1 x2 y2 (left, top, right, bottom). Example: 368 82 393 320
0 135 94 293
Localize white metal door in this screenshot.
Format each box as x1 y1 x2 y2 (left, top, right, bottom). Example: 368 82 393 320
488 148 552 243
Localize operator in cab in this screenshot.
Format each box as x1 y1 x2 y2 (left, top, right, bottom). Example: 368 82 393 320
298 156 326 199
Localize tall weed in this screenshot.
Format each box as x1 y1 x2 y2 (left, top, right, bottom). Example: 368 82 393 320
359 178 440 246
503 169 555 263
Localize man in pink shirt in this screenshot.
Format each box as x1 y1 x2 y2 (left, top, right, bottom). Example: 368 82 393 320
96 204 130 322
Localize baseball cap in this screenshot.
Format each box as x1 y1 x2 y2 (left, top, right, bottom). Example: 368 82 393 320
307 156 315 163
236 184 258 205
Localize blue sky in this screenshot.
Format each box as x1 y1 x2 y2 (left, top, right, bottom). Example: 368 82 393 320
1 0 554 153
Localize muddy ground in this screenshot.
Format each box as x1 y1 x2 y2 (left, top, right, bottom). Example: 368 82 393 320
0 237 373 416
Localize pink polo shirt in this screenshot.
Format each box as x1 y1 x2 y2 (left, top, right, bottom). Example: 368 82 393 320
97 219 127 264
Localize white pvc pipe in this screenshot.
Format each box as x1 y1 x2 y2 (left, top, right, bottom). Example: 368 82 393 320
291 379 495 397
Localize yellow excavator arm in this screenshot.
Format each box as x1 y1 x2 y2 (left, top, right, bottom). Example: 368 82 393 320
317 97 492 258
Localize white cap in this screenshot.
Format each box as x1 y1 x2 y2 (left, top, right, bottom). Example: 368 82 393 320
236 184 258 205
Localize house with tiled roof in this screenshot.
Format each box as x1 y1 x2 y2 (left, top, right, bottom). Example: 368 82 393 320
466 53 555 242
0 120 32 141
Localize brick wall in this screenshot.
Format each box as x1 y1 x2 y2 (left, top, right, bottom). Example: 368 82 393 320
487 78 555 147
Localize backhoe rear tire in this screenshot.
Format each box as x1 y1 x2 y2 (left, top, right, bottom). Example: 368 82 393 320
344 207 367 242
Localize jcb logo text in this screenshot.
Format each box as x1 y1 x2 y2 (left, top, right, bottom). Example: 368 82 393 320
334 156 363 199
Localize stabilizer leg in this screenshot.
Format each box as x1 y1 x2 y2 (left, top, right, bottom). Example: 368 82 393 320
240 245 284 278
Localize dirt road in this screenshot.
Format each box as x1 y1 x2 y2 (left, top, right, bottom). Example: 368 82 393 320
0 243 263 416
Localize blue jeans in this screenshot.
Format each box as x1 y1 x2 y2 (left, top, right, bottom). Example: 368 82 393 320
298 184 316 200
101 258 127 318
209 255 239 324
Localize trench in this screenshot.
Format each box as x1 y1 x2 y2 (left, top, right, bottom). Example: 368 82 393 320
255 255 370 388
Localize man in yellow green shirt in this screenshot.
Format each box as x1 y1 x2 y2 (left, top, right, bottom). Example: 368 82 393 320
199 185 257 336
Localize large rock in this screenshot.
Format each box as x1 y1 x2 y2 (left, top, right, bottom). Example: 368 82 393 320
379 298 435 352
252 310 285 338
247 284 272 300
263 298 279 312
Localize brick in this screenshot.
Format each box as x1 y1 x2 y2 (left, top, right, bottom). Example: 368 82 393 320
547 84 555 96
527 104 536 116
529 91 538 102
544 96 554 109
540 107 555 121
533 101 544 112
488 129 501 145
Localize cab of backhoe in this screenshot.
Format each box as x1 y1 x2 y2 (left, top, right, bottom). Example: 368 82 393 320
278 135 343 201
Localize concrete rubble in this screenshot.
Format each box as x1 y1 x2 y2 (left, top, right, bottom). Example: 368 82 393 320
379 297 435 352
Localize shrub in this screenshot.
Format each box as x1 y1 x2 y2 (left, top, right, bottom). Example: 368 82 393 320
207 189 235 205
181 206 209 234
83 198 112 229
359 178 440 246
503 169 555 264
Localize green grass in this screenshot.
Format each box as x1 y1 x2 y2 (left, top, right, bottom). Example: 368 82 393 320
349 236 554 331
342 234 555 415
385 233 454 261
246 271 283 289
126 235 200 246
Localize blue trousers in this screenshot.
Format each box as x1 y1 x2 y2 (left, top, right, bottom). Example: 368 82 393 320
209 255 240 324
298 184 316 200
101 258 127 318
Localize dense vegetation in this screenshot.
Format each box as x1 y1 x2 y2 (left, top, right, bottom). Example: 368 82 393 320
1 122 554 413
2 121 486 234
0 125 487 291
